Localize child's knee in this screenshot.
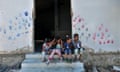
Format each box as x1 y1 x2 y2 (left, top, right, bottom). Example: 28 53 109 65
42 51 45 56
74 49 78 55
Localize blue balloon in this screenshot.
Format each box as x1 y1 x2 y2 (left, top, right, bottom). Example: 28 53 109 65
28 23 31 27
19 25 22 29
9 26 12 30
0 27 1 32
81 32 84 36
16 33 20 37
8 36 12 40
25 31 29 34
88 33 91 37
4 29 6 34
24 11 28 16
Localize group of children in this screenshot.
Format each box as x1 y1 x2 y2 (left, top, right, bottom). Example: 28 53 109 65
41 33 85 64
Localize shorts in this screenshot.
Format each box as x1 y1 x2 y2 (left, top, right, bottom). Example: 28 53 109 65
64 48 72 55
74 48 84 55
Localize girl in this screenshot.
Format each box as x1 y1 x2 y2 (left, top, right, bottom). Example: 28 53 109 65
46 37 63 64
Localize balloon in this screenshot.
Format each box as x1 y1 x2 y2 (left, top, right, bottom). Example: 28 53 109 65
19 25 22 29
107 40 110 44
28 23 31 27
101 32 104 37
88 33 91 37
78 18 81 22
101 36 104 39
105 28 108 32
111 40 114 44
78 28 80 31
25 31 29 34
85 28 88 31
15 17 18 20
16 33 20 37
24 11 28 16
97 33 100 37
9 26 12 30
98 27 102 31
0 27 1 32
103 41 105 44
81 25 84 28
81 32 84 36
93 37 96 40
99 41 102 45
4 29 6 34
8 36 12 40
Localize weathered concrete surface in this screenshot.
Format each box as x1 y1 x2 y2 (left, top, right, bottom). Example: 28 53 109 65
0 54 25 67
82 48 120 72
20 53 85 72
0 54 25 72
82 51 120 66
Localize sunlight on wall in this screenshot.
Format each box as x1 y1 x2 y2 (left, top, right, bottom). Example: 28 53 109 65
71 0 120 52
0 0 34 54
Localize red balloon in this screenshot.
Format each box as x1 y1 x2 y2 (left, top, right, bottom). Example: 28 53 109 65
99 41 102 45
98 27 102 31
105 29 108 32
78 18 81 22
107 40 110 44
101 32 104 36
93 37 96 40
81 25 84 28
101 36 104 39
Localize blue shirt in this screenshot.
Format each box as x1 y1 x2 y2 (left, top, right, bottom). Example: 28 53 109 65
64 42 73 49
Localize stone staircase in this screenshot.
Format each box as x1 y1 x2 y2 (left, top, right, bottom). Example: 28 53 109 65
19 53 85 72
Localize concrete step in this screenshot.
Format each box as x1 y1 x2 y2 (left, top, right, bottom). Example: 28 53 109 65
21 62 84 72
25 53 42 59
113 66 120 71
20 53 85 72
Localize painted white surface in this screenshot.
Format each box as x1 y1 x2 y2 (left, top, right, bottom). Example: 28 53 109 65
71 0 120 52
0 0 34 53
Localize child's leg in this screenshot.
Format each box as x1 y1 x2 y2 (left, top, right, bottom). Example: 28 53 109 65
49 49 56 60
55 49 63 61
42 51 45 61
68 49 72 59
79 48 83 61
55 49 61 57
64 49 68 61
74 48 78 61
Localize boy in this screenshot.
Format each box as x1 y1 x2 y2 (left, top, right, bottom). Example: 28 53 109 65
64 36 73 63
72 33 84 61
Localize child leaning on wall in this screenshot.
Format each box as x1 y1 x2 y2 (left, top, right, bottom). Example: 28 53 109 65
72 33 85 61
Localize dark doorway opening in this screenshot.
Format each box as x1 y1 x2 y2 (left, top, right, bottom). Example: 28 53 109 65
34 0 71 52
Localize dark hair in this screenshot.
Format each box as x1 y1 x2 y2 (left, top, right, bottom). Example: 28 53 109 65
66 37 71 41
45 38 51 43
74 33 79 38
55 36 61 40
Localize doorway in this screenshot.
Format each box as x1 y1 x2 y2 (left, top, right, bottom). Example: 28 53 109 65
34 0 71 52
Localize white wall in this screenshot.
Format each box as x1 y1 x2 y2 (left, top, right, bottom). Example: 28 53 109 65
0 0 34 53
71 0 120 52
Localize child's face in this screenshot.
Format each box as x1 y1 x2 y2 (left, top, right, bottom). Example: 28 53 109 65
74 36 79 41
57 39 61 43
67 39 71 43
